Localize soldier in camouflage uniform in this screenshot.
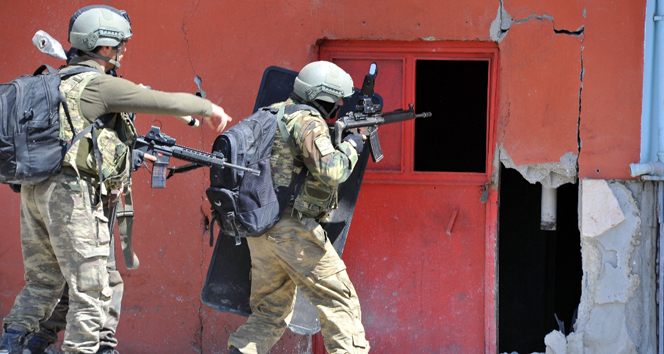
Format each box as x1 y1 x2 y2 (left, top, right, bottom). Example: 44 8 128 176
25 8 131 354
23 194 124 354
228 61 370 354
0 6 232 354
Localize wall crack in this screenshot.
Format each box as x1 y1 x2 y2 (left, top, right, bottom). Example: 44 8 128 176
578 45 584 169
181 0 202 79
555 26 585 36
490 0 585 42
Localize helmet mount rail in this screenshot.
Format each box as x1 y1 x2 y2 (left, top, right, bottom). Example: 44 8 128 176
83 28 127 50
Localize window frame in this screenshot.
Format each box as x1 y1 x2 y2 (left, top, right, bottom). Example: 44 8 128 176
319 40 500 185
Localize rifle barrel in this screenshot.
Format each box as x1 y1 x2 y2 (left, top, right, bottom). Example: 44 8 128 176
381 110 431 124
172 146 260 176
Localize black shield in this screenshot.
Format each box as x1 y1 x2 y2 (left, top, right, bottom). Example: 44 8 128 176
201 66 379 335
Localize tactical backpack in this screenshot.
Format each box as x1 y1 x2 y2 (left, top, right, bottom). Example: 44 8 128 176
0 64 102 186
206 104 315 246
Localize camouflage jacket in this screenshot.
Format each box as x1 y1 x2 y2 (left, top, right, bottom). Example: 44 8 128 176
59 70 136 193
270 97 359 220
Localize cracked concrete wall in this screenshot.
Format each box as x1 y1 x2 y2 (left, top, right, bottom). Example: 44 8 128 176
492 0 643 180
494 0 643 181
494 5 650 351
539 180 657 354
494 2 583 176
500 146 578 188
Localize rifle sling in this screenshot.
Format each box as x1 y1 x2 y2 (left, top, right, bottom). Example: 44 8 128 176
117 188 139 270
167 163 202 178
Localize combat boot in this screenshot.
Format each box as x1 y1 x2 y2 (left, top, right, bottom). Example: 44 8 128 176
0 329 28 354
23 334 50 354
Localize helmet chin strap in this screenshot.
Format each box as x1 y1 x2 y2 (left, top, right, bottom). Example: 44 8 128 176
84 45 121 69
310 100 340 120
292 93 340 120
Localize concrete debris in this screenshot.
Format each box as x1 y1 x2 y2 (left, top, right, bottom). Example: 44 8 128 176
565 332 583 353
544 330 567 354
574 182 640 353
580 179 625 238
499 147 578 188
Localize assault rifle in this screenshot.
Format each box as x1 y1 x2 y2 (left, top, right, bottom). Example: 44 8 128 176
333 63 432 162
133 126 260 188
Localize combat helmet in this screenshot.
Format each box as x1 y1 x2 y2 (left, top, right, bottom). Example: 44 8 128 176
68 5 132 68
293 61 354 119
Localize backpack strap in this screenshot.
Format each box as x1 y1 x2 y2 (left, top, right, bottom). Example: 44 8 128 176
277 104 319 137
33 64 58 76
65 113 115 205
55 66 105 150
276 103 289 143
276 103 320 161
272 103 313 226
53 66 101 141
58 66 115 205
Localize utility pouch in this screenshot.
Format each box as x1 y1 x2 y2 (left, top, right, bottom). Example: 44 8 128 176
293 178 337 220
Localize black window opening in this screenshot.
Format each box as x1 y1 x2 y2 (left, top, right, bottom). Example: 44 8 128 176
414 60 488 173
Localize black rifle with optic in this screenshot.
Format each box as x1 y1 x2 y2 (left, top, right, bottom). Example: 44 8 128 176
133 126 260 189
333 63 432 163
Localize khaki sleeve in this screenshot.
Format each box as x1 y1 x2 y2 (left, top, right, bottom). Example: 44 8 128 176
80 75 213 120
293 114 358 187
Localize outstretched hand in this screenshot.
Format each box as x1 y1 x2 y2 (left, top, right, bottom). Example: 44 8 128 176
205 103 233 133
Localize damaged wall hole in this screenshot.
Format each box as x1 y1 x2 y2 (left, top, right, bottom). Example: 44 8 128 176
498 165 582 353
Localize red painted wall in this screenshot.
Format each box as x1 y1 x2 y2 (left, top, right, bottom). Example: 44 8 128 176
0 0 645 353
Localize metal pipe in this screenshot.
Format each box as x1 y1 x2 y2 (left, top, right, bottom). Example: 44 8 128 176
633 0 664 177
631 161 664 177
656 0 664 163
541 186 557 231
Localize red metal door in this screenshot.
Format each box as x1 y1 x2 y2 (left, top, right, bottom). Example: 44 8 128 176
317 42 498 353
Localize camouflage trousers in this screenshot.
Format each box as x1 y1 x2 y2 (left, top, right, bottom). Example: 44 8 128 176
2 170 112 354
228 212 370 354
32 229 123 350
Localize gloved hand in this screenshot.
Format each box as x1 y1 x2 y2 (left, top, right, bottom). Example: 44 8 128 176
342 134 364 155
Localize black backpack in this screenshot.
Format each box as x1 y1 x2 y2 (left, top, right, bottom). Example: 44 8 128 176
206 104 313 246
0 64 98 187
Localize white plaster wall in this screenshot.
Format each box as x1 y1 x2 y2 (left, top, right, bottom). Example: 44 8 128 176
539 179 657 354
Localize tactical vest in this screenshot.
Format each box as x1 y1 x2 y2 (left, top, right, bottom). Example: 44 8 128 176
59 71 137 192
271 103 337 221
